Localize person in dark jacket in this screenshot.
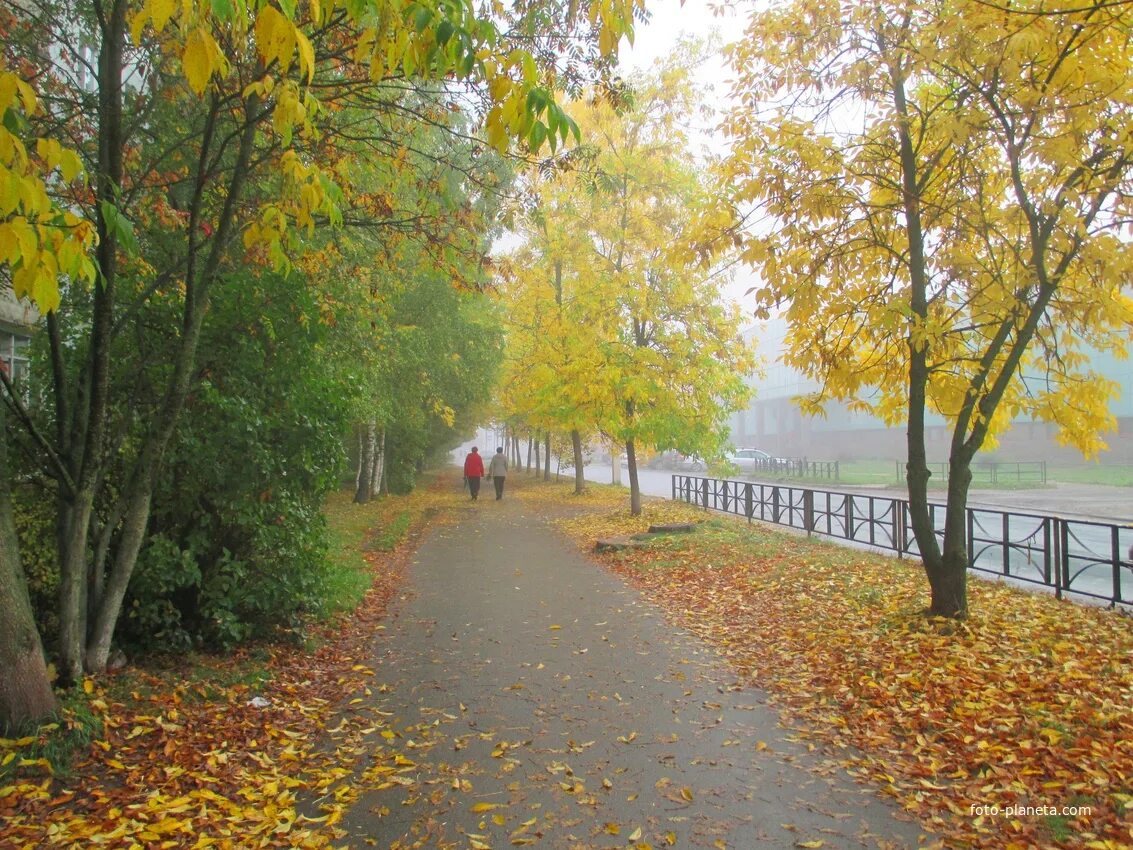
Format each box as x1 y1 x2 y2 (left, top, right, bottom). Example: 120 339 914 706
463 447 485 500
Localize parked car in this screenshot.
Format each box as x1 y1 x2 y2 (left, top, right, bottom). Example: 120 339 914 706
673 453 707 472
728 447 773 466
728 447 792 474
645 451 706 472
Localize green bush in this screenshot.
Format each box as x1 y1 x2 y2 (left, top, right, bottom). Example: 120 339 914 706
11 485 59 646
115 270 353 653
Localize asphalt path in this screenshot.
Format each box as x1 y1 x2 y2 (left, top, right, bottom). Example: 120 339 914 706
333 495 932 849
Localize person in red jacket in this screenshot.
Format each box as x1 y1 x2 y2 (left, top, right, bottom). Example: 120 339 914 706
463 446 485 500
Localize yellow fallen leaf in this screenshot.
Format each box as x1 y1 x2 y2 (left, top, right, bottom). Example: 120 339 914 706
0 737 37 748
795 841 825 849
470 802 503 813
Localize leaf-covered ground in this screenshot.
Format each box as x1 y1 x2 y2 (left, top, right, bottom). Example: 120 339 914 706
556 500 1133 850
3 473 1128 849
0 478 460 849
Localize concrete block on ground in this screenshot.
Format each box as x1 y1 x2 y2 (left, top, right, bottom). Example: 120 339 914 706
647 522 697 534
595 536 645 552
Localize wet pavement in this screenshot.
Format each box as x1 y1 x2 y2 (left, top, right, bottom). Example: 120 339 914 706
329 497 933 849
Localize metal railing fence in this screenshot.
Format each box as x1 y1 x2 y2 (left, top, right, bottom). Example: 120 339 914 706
894 460 1047 485
671 475 1132 606
747 458 839 479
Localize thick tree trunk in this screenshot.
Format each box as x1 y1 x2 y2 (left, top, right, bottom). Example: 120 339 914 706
526 436 533 472
0 405 57 732
543 433 551 481
926 547 970 618
626 438 641 516
571 429 585 495
57 493 95 683
355 421 376 504
927 456 973 616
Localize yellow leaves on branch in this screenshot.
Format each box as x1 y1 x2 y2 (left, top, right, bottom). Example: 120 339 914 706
0 66 95 313
129 0 178 43
181 26 229 95
242 150 341 268
131 0 316 96
255 5 316 84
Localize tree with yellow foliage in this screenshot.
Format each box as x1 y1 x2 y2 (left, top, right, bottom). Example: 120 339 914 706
498 170 608 495
714 0 1133 615
502 60 755 515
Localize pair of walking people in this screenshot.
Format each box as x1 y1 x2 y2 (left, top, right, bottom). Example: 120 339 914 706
463 446 508 501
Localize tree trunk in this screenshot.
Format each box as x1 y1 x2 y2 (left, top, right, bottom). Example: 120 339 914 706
355 421 376 504
889 51 964 617
611 445 622 486
543 432 551 481
369 430 385 498
570 429 585 495
526 436 533 472
355 428 365 493
0 404 57 732
55 0 130 685
534 436 541 474
381 436 391 495
928 455 973 616
57 493 95 683
626 437 641 515
83 93 266 674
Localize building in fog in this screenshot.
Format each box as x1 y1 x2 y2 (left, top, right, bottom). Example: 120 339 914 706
0 290 35 385
729 320 1133 465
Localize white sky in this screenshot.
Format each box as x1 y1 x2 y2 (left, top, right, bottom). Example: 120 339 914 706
618 0 766 316
492 0 766 320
